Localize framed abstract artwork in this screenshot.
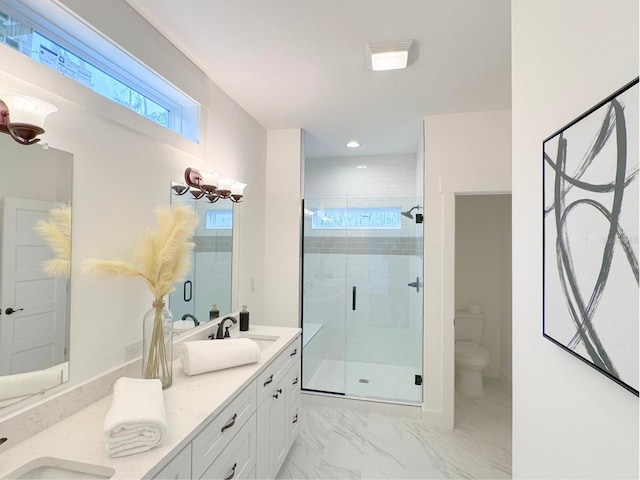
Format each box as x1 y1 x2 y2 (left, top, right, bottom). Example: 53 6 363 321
543 78 639 396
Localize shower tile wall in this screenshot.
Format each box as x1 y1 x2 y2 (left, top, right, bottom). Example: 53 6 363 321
193 234 232 320
169 213 232 322
304 253 422 365
305 154 420 199
304 154 423 391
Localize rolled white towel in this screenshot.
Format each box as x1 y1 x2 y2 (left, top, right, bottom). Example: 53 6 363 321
103 377 167 458
181 338 260 376
0 364 63 400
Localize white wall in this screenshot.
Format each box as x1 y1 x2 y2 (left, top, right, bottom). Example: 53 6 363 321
423 109 511 427
0 1 267 418
455 194 511 379
500 200 512 381
262 129 302 327
512 1 638 478
206 78 267 318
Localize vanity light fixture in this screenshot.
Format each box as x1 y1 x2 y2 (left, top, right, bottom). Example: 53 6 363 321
0 94 57 145
172 167 247 203
365 39 416 71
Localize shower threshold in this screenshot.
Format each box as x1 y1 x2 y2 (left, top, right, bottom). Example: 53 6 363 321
303 359 422 405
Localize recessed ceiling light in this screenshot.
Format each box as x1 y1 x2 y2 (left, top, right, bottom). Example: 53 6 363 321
346 140 360 148
365 39 415 71
356 164 367 169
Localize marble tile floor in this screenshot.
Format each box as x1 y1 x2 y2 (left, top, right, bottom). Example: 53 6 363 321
278 376 512 479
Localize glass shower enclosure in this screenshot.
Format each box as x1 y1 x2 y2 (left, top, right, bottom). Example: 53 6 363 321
301 197 423 404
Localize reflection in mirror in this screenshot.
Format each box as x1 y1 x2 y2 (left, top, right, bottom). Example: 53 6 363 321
169 191 233 334
0 134 72 408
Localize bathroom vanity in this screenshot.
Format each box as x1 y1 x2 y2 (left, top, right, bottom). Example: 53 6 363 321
0 325 301 480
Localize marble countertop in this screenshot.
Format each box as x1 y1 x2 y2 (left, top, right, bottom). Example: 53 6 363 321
0 325 301 480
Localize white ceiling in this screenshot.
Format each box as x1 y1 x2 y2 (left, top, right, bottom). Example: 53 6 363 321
126 0 511 158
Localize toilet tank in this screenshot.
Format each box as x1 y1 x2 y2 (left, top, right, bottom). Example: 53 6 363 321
455 311 484 343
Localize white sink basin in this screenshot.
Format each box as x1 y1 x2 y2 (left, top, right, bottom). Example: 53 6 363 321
4 457 115 480
250 338 276 351
241 334 278 351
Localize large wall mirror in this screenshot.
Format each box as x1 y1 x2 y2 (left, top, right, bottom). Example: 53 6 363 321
169 190 235 333
0 135 72 408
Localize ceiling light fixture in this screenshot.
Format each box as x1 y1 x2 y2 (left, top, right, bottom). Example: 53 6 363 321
0 93 57 145
346 140 360 148
365 39 416 71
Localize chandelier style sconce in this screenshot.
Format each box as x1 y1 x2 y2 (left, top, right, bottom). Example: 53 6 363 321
172 167 247 203
0 94 57 145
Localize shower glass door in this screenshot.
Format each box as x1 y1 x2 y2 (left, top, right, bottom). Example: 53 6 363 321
301 197 423 404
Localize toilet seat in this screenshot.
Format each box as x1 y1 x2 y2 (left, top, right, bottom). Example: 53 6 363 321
455 341 489 365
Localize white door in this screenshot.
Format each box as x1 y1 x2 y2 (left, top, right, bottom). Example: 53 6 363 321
0 198 68 375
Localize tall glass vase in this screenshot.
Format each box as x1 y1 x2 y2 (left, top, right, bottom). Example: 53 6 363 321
142 298 173 389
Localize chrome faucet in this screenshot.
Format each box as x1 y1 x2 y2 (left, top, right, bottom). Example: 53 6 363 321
213 315 237 339
181 313 200 326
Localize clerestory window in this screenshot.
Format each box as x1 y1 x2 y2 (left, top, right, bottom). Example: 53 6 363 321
0 3 199 142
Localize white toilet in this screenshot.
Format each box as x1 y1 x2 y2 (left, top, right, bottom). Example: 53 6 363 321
455 308 490 397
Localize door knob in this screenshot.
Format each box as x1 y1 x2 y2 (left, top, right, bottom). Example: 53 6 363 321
5 307 24 315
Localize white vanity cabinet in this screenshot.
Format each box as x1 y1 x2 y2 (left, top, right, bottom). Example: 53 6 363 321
152 444 192 480
151 333 301 480
255 337 301 480
286 361 301 445
191 384 257 478
199 413 257 480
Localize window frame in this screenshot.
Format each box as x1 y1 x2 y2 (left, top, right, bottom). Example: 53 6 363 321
0 0 200 142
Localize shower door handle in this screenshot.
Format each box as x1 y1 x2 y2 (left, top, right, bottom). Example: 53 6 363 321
183 280 193 302
352 286 357 311
408 277 422 293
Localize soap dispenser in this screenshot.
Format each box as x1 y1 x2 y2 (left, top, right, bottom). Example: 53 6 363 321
209 304 220 321
239 305 249 331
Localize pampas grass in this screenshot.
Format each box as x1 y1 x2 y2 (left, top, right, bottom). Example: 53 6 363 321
83 205 198 298
83 205 198 388
34 204 72 278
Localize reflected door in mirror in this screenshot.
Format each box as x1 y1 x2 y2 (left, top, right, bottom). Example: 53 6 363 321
0 198 68 376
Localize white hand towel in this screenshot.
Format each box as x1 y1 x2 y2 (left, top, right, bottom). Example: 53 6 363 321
0 364 63 400
103 377 167 458
180 338 261 376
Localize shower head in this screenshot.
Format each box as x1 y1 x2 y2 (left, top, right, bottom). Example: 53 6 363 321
401 205 422 219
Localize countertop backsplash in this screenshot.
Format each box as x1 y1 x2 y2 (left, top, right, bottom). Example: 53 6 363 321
0 314 236 454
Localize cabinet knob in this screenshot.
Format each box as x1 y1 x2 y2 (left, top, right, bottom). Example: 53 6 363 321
273 388 282 399
290 348 297 357
292 377 298 385
292 414 298 424
263 374 273 387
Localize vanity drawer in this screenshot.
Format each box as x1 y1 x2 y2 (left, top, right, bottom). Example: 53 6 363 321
281 336 301 380
287 362 300 407
152 443 192 479
192 382 256 479
200 412 257 480
289 400 301 446
256 336 301 405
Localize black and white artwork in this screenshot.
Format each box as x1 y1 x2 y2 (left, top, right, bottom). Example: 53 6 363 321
543 78 639 396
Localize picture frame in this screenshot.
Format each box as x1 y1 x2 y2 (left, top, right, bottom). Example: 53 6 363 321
543 78 639 396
